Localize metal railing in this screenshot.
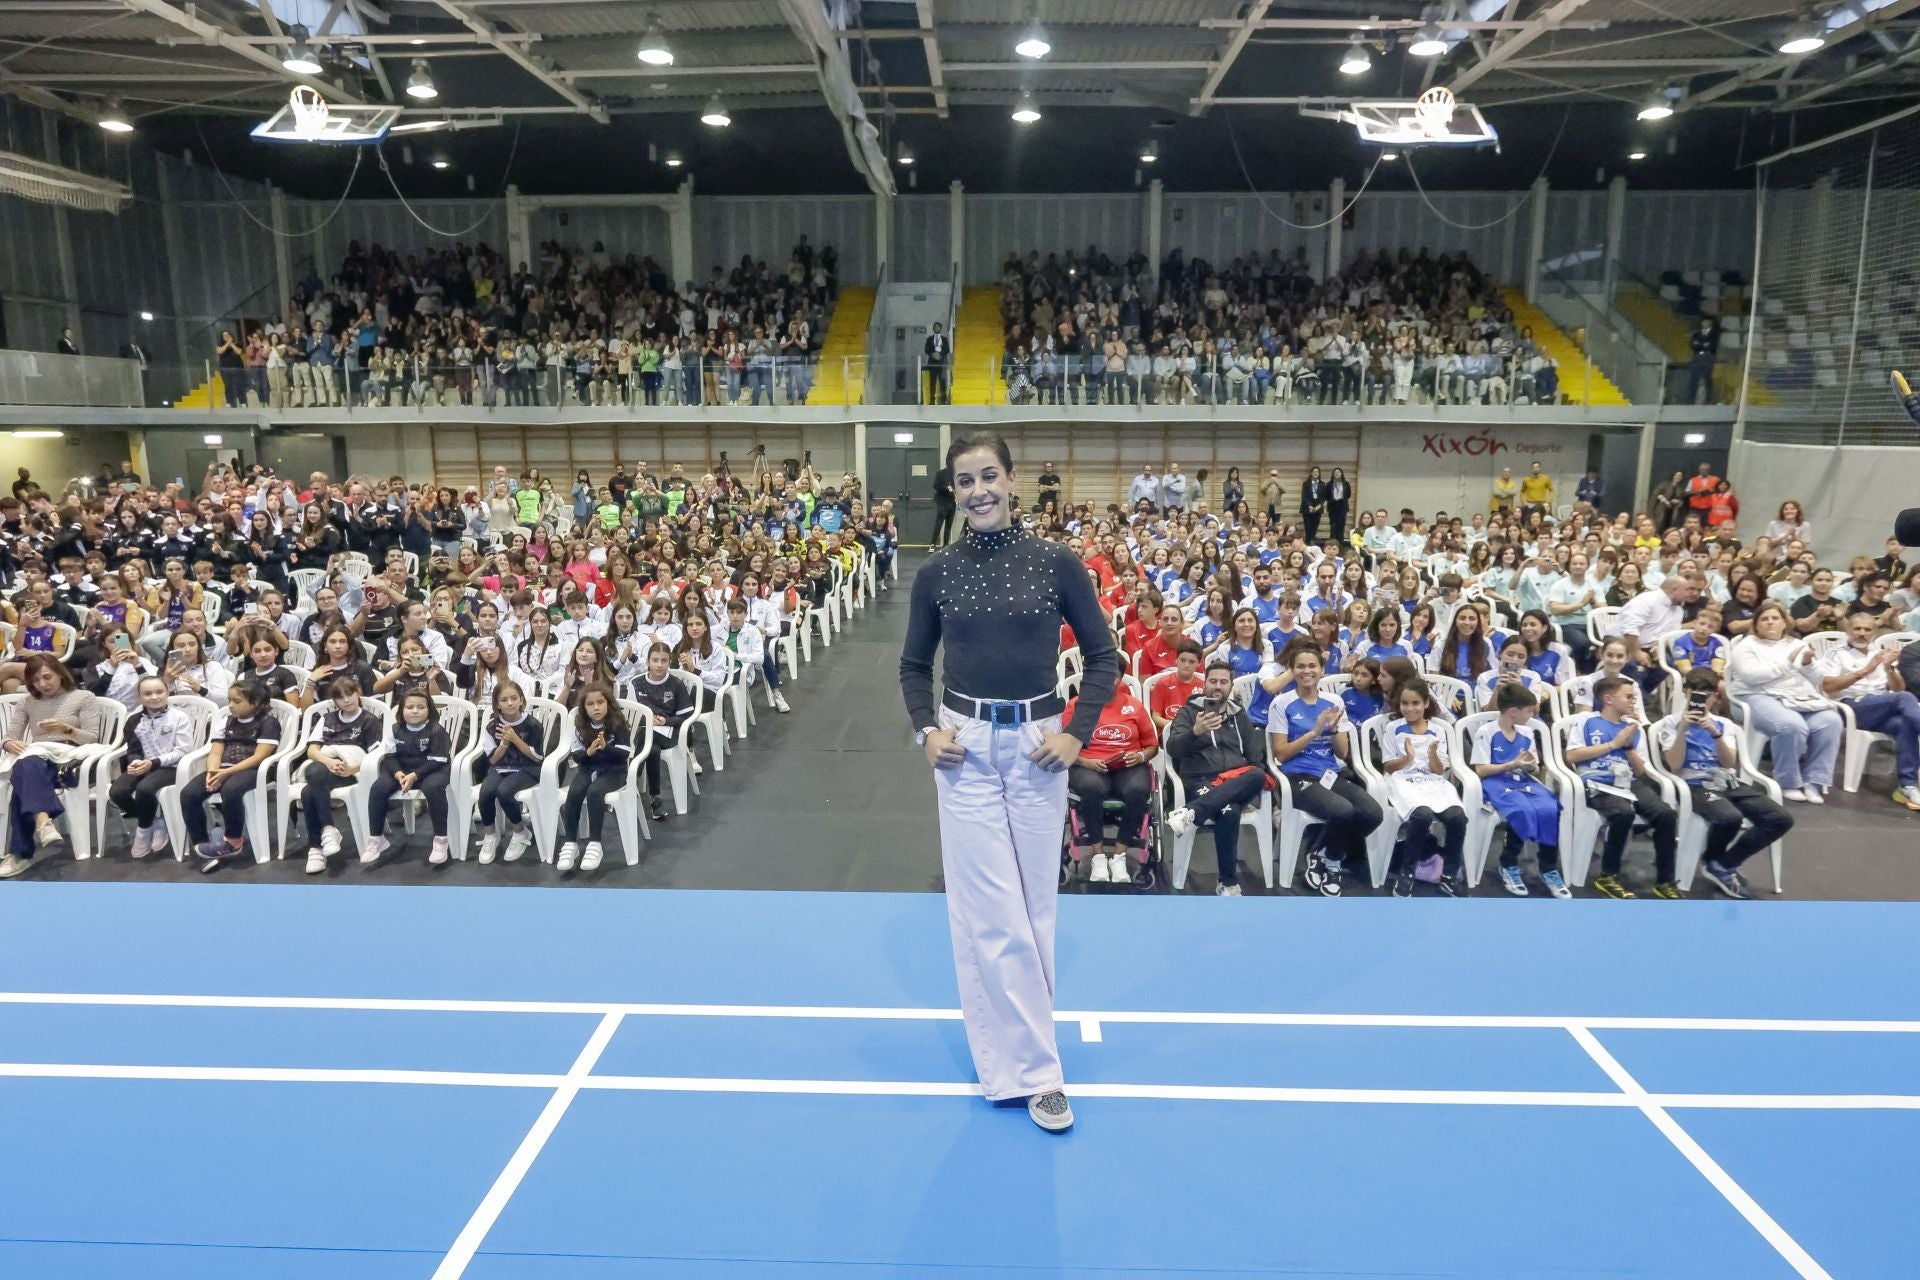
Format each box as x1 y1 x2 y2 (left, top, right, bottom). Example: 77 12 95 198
0 348 144 407
971 355 1575 410
1535 255 1670 406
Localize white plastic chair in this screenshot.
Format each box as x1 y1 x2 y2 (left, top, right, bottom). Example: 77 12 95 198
95 695 218 854
1648 711 1787 894
679 671 728 774
288 568 327 611
158 700 302 863
0 695 127 861
1162 705 1274 891
1452 711 1579 887
347 696 478 853
532 698 655 866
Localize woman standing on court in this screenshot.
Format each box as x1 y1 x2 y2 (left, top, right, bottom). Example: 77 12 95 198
900 433 1121 1133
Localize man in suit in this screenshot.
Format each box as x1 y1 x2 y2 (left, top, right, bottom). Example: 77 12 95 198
932 465 955 545
1299 465 1328 544
56 328 79 356
923 322 951 405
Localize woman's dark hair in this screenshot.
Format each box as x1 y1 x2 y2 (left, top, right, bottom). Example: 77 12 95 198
1365 607 1401 644
229 675 268 712
572 680 628 739
21 652 75 692
1395 676 1439 720
946 431 1013 475
1520 608 1554 654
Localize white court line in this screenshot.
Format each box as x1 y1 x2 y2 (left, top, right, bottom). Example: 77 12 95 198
1568 1025 1835 1280
3 989 1920 1034
429 1010 623 1280
1079 1018 1103 1043
5 1059 1920 1111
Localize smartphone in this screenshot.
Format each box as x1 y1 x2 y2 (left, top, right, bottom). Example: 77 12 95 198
1687 689 1712 715
112 633 132 652
1502 658 1520 677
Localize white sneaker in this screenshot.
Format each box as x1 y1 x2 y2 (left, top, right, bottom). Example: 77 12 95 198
33 821 61 850
1164 807 1195 837
319 826 343 856
1804 787 1825 805
504 829 533 862
773 691 791 713
428 836 450 865
1781 787 1811 803
555 841 579 872
692 759 704 776
148 825 169 856
1215 882 1243 897
581 841 604 871
1088 852 1111 883
477 832 499 864
1107 853 1130 883
360 835 390 865
305 849 327 875
130 826 154 859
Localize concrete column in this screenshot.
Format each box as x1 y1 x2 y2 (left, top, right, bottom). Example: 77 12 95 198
42 115 81 343
948 179 965 281
268 185 293 323
1804 172 1835 300
1633 417 1657 512
1524 175 1549 301
504 184 532 273
1326 177 1344 278
1147 178 1164 282
671 179 696 291
1603 174 1627 301
875 189 892 279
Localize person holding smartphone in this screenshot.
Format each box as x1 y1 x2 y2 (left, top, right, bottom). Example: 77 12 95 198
1657 669 1794 899
1163 658 1271 896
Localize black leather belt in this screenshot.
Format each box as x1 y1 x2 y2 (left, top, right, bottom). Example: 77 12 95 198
942 689 1065 726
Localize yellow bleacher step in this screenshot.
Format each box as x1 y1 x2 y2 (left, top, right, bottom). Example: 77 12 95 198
808 286 875 405
175 374 224 408
950 287 1004 406
1501 288 1628 406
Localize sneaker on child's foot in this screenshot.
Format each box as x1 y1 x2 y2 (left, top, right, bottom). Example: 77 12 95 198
1027 1090 1074 1132
1541 868 1572 899
554 840 578 872
1781 787 1812 803
360 835 390 865
1698 860 1752 900
649 796 668 821
33 820 62 850
1591 873 1636 899
1804 787 1826 805
1215 881 1242 896
148 826 168 856
130 826 154 859
1303 854 1343 898
1497 865 1528 897
1163 807 1195 838
581 841 604 871
504 829 532 862
304 849 327 875
0 854 31 879
477 833 499 864
1391 870 1414 898
319 826 343 856
1650 880 1684 900
428 836 450 866
773 691 792 713
1436 873 1467 898
1087 852 1111 883
1106 853 1130 884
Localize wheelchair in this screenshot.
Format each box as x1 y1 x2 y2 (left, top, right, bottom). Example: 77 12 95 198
1060 766 1165 892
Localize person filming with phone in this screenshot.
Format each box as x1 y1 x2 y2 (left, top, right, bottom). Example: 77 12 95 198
1656 669 1794 898
1163 659 1271 897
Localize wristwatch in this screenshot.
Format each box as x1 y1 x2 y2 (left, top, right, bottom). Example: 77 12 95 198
914 726 935 747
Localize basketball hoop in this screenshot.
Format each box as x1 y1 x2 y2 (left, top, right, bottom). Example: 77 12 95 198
289 86 330 140
1414 87 1456 139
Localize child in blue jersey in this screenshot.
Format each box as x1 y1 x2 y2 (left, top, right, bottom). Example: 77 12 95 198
1470 682 1568 898
1359 606 1410 662
1341 657 1385 727
1563 675 1678 899
1653 669 1792 901
1269 644 1382 898
1667 607 1727 676
1475 636 1553 713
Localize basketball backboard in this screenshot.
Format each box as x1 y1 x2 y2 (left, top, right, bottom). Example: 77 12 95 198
252 89 401 144
1303 89 1497 148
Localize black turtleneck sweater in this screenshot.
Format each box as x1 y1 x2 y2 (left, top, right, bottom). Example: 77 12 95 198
899 524 1120 742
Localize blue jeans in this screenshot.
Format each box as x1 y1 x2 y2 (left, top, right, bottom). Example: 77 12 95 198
1846 691 1920 787
1742 693 1843 790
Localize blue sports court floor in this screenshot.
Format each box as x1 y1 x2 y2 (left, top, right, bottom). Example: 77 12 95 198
1 884 1914 1279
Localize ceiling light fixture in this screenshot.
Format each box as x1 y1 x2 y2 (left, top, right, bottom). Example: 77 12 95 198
1011 91 1041 124
139 310 154 321
1380 150 1399 161
97 97 133 134
282 24 322 75
1778 17 1826 55
637 15 673 65
895 140 915 165
1339 39 1372 75
13 430 64 439
1138 140 1158 163
1636 89 1673 121
1407 24 1447 58
1628 148 1648 161
431 158 450 169
1014 23 1051 59
664 150 684 167
700 93 731 126
405 59 438 100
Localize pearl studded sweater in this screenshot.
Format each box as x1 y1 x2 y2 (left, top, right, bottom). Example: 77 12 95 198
899 525 1120 742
